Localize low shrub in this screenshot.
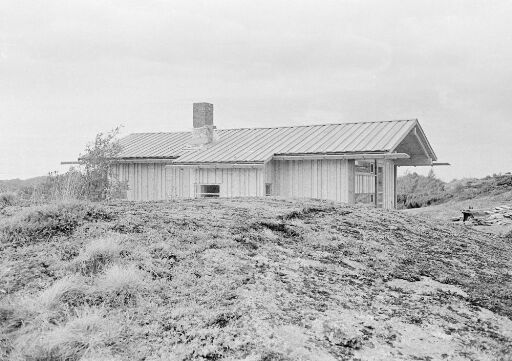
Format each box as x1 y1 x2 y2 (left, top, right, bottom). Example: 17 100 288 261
397 192 452 209
0 201 113 245
70 236 125 276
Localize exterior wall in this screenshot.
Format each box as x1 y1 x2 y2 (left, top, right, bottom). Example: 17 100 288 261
167 166 265 198
382 160 396 209
269 159 355 203
113 158 395 208
113 163 170 201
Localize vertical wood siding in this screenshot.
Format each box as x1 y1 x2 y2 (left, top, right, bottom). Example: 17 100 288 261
113 163 170 201
166 167 264 198
382 160 396 209
113 159 394 208
269 159 353 203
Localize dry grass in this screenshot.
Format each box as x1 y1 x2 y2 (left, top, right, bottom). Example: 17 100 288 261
95 264 146 293
10 307 121 361
70 236 125 275
38 275 88 309
0 192 17 209
0 201 112 245
1 198 511 360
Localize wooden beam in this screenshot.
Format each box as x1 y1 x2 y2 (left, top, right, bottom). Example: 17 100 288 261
394 155 433 166
166 163 265 169
113 158 176 164
413 127 431 160
374 160 378 207
272 153 410 161
393 164 397 208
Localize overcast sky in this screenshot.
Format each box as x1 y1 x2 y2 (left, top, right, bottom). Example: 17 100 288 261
1 0 511 181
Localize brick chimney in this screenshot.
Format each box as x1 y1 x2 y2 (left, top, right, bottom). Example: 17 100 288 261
190 102 215 146
193 102 213 128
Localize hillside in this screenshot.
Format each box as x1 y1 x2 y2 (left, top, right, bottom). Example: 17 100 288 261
1 199 511 360
0 176 48 193
397 172 512 210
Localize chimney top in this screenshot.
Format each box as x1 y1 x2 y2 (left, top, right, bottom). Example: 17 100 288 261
193 103 213 128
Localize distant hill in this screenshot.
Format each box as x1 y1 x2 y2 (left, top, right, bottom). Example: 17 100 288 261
0 176 48 193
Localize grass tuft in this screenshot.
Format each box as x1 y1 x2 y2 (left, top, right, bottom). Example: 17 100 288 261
11 307 120 361
0 191 17 209
70 236 125 275
94 264 147 305
38 275 88 309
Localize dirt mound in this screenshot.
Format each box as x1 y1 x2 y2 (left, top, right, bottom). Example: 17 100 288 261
1 199 511 360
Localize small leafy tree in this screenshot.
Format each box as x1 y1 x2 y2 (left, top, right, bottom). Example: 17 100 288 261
13 127 126 203
80 127 125 201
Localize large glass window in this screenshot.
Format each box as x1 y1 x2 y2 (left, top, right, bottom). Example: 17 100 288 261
355 160 384 207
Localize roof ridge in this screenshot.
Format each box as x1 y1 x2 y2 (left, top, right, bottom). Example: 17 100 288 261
220 119 416 131
124 119 417 135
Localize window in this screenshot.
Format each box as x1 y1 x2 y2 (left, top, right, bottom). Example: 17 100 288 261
195 184 220 198
355 160 382 207
265 183 272 196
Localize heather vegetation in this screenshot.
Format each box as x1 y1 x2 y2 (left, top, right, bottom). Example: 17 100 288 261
1 199 511 360
397 170 512 209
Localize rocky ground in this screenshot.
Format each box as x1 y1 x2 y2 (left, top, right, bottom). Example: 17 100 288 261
1 199 511 360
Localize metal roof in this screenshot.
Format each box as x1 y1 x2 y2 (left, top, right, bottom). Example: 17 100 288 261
117 132 191 159
116 119 435 163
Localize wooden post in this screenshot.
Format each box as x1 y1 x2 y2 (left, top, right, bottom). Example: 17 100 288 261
393 164 397 208
374 160 378 207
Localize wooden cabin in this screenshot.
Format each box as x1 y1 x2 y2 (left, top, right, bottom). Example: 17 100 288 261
111 103 439 209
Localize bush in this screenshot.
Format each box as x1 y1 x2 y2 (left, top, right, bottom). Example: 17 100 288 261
80 127 125 201
14 127 126 203
397 192 452 209
397 170 451 209
0 202 112 245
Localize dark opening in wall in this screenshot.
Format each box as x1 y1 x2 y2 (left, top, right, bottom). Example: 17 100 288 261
196 184 220 198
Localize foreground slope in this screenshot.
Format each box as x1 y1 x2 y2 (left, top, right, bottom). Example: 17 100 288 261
404 191 512 236
1 199 511 360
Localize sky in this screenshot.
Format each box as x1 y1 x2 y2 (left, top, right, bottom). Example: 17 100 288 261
1 0 511 181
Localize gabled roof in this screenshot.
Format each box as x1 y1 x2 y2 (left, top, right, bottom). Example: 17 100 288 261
116 119 437 164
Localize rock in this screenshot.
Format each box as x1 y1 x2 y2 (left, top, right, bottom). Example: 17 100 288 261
323 320 363 349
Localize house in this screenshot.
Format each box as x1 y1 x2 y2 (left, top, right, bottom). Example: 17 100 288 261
111 103 440 209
